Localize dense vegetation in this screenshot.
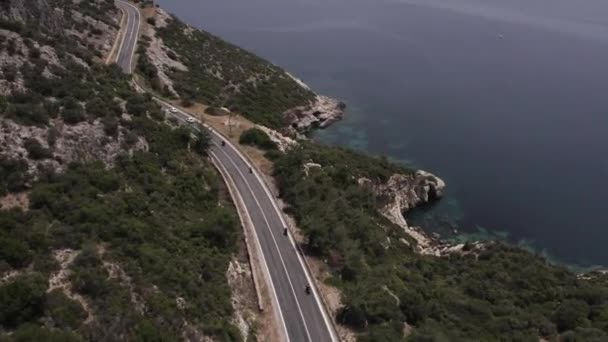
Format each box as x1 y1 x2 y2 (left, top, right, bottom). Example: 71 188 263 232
239 128 277 151
273 142 608 341
0 157 29 196
152 15 316 128
4 1 608 341
0 1 241 340
1 136 240 340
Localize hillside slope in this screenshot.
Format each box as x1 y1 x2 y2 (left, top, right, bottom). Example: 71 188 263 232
269 140 608 341
0 1 253 340
133 3 608 341
136 4 345 131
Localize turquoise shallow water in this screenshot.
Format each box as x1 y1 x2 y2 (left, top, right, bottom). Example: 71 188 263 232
158 0 608 268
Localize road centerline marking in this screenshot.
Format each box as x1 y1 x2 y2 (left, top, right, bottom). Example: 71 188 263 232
214 144 313 342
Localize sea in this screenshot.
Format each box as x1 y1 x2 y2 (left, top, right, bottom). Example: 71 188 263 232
156 0 608 269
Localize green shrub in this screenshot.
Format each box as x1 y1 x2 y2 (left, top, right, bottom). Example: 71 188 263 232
24 138 52 160
45 290 87 329
155 17 315 128
0 237 32 269
239 128 277 150
47 127 59 147
102 116 119 137
552 299 591 332
9 324 83 342
193 130 211 155
0 274 47 328
61 107 86 124
271 142 608 339
2 65 18 82
0 156 29 194
70 245 110 297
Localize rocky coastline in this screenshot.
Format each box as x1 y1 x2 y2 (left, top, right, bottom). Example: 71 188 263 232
283 95 346 132
357 171 456 255
263 91 457 255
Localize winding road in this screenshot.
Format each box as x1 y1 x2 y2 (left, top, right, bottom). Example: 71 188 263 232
114 1 337 341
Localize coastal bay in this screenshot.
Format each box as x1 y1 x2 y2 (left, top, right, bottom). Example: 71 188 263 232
158 0 608 267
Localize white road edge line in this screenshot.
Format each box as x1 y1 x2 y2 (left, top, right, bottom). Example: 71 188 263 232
114 6 127 65
154 95 338 341
106 5 126 64
117 0 141 74
247 154 339 342
209 151 291 342
112 2 312 340
208 125 339 341
214 143 313 342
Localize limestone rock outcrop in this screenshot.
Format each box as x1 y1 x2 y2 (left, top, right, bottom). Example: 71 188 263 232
359 170 447 254
283 95 346 132
0 118 148 175
254 125 297 152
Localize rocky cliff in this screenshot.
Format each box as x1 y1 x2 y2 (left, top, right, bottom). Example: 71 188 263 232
1 0 62 33
283 95 346 132
359 170 447 254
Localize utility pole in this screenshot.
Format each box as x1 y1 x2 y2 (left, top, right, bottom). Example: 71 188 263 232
228 111 233 137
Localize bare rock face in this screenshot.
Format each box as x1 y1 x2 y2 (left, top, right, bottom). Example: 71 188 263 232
0 118 148 175
359 171 446 254
362 171 446 214
144 8 188 97
283 95 346 132
1 0 63 34
254 125 297 152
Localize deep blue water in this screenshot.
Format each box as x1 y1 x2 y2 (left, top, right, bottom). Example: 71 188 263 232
157 0 608 267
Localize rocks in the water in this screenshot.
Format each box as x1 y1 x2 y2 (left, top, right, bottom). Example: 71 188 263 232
283 95 346 132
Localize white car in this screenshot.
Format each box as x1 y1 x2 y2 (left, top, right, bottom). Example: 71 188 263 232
186 117 196 123
169 106 178 113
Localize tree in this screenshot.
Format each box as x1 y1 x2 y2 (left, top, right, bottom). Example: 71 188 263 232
62 107 86 124
193 130 211 155
102 116 119 137
0 237 32 268
24 138 52 160
0 156 29 194
9 324 83 342
552 299 591 332
70 246 110 298
239 127 277 150
45 290 87 329
337 303 367 329
0 273 47 328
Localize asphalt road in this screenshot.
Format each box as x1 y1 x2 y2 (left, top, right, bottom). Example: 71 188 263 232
114 1 337 341
115 0 140 73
